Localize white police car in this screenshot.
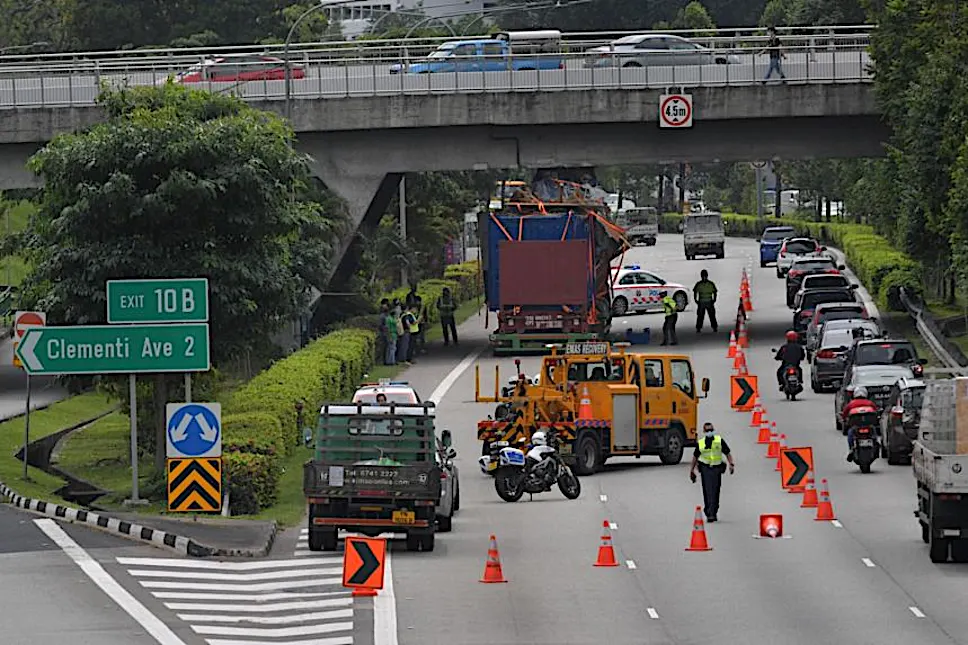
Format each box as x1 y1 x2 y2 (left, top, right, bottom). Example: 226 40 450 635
610 265 689 317
352 380 421 404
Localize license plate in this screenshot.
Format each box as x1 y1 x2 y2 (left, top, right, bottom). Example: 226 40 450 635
858 439 874 447
392 510 415 525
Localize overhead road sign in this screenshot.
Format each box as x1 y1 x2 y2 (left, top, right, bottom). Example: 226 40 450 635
167 457 222 512
107 278 209 324
13 310 45 368
780 447 814 492
659 93 693 128
343 536 386 590
730 375 758 410
166 402 221 458
15 323 210 375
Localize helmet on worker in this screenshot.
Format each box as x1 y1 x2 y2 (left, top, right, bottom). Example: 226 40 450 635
853 386 868 399
785 330 798 342
531 431 547 446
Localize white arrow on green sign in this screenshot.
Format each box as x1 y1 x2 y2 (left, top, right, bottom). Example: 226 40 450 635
15 324 210 375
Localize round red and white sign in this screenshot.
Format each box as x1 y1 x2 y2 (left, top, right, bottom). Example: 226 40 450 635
15 311 45 337
659 94 693 128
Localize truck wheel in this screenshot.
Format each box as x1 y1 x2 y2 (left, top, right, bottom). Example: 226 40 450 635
574 433 601 475
929 532 950 563
611 296 629 317
887 451 901 466
453 480 460 511
420 531 436 552
921 521 929 544
437 512 452 533
309 527 338 552
951 540 968 562
406 533 421 551
659 427 686 465
716 245 725 259
760 260 767 268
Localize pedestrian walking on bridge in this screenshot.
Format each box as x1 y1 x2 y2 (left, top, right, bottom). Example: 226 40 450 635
689 422 736 522
693 269 718 333
660 290 678 346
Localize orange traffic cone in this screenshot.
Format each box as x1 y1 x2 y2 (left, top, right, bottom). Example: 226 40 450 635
577 384 593 420
774 434 787 471
685 506 713 552
738 321 749 348
759 513 783 538
766 428 780 458
594 520 619 567
750 402 763 427
732 348 746 372
480 534 508 583
727 331 737 358
757 422 771 444
815 479 836 521
352 588 378 597
800 470 819 508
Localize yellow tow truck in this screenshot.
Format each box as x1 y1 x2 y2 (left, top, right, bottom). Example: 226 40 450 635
476 341 709 475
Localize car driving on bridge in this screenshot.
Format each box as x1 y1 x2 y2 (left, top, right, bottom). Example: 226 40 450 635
584 34 741 68
610 265 689 316
167 55 305 83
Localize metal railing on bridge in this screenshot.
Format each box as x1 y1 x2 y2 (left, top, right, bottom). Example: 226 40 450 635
0 26 874 108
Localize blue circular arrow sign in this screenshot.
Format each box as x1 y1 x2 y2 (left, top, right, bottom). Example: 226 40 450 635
167 403 221 457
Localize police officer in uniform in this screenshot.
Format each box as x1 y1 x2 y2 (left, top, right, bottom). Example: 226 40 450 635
693 269 718 333
689 422 736 522
660 290 678 346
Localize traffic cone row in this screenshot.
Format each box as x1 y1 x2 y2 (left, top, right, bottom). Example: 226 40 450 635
727 330 737 358
750 401 763 427
737 319 750 348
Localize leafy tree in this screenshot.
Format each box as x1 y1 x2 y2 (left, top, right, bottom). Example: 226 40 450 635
671 1 717 32
20 84 335 466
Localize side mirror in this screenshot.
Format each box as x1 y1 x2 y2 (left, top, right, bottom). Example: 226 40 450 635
441 429 452 447
821 246 828 252
838 264 846 270
446 447 457 459
918 358 928 365
755 238 761 243
702 377 710 393
303 427 313 448
850 284 860 290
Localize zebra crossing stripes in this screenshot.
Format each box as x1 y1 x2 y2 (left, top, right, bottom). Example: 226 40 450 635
116 556 354 645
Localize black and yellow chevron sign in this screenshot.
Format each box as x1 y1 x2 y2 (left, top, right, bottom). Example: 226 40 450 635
167 457 222 512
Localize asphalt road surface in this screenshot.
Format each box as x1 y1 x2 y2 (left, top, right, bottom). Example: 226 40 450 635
381 234 968 645
0 51 870 107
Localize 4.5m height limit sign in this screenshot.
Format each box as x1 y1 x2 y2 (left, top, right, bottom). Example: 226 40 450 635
659 94 694 128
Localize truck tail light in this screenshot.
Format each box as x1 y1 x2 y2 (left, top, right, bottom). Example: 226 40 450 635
939 494 963 501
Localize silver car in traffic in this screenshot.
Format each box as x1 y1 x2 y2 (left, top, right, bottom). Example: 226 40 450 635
584 34 741 68
435 430 459 532
811 327 859 392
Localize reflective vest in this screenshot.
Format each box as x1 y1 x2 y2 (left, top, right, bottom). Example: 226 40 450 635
698 435 723 465
694 279 717 303
402 311 418 333
662 296 677 317
438 297 456 317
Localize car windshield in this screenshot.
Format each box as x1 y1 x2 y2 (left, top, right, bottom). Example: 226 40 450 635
820 330 854 350
792 259 836 271
785 240 817 254
802 291 853 309
855 342 918 365
684 215 722 232
613 35 647 45
804 276 848 289
428 44 457 58
825 319 876 334
819 307 864 322
354 391 416 403
763 228 794 241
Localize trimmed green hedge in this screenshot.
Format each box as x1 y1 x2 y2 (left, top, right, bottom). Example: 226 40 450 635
659 213 923 310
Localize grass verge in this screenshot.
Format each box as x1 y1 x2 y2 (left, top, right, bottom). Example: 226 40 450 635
0 391 117 502
43 299 484 527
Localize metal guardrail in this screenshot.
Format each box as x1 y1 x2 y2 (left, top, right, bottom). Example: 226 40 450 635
899 287 968 371
0 41 873 108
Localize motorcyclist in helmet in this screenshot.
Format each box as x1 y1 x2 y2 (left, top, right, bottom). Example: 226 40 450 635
775 330 806 391
530 431 547 447
842 386 877 462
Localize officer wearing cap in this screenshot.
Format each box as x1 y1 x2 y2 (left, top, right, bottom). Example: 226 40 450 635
689 422 736 522
660 290 679 346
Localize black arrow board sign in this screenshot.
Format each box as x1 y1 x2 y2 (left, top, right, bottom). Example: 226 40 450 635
348 540 381 585
784 451 809 487
735 378 755 407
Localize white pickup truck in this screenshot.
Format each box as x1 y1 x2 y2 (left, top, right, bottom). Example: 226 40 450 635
683 212 725 260
912 378 968 562
615 207 658 246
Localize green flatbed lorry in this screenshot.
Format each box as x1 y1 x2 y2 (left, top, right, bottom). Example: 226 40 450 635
302 402 442 552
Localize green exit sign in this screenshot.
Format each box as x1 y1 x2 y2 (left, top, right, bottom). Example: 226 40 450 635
107 278 209 324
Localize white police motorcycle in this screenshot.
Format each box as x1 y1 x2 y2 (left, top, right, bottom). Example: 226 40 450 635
490 429 581 503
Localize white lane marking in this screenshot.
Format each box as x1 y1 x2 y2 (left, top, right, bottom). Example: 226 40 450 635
165 597 353 612
374 550 398 645
600 494 608 502
177 608 353 624
153 591 345 601
609 522 618 530
140 577 342 592
34 519 188 645
129 567 340 581
861 558 876 568
909 607 926 619
831 520 843 528
207 638 352 645
192 621 354 637
428 348 484 403
117 557 341 570
646 608 660 620
625 560 637 570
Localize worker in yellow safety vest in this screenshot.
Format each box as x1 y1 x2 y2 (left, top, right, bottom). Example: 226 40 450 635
689 422 736 522
660 291 678 346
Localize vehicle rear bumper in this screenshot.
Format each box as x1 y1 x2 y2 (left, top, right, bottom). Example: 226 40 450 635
812 362 845 383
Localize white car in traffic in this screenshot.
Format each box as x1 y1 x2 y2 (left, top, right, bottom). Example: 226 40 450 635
610 265 689 317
